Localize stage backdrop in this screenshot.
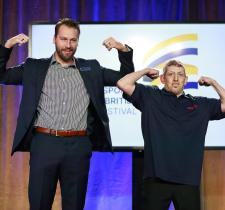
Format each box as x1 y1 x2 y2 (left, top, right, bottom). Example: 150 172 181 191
1 0 225 210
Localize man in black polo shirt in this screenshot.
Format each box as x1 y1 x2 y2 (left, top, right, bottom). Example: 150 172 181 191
117 60 225 210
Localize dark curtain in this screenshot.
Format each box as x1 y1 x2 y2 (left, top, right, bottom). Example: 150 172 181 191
1 0 225 210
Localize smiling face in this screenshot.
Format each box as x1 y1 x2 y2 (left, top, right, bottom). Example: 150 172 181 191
53 24 79 65
160 61 188 97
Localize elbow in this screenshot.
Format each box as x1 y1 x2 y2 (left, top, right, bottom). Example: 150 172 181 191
117 80 133 96
116 79 125 91
116 79 123 90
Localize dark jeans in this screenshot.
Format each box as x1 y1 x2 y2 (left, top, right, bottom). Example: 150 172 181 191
142 178 200 210
29 133 92 210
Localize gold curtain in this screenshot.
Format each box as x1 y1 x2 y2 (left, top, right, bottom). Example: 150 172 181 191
0 0 62 208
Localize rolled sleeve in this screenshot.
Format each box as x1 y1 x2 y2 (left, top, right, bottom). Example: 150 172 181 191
207 98 225 120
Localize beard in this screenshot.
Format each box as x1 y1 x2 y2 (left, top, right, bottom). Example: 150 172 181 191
55 45 76 63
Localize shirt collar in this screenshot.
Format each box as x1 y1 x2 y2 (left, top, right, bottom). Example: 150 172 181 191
162 88 186 98
50 54 76 68
162 88 195 100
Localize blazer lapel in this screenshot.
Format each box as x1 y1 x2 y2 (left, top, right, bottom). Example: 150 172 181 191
36 57 52 103
76 58 94 97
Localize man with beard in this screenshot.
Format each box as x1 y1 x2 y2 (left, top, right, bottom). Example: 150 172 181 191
117 60 225 210
0 18 134 210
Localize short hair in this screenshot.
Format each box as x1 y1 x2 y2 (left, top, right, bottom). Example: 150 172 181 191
163 60 185 74
54 18 80 37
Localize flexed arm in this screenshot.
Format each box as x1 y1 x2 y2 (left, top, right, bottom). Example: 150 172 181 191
0 34 29 84
198 76 225 112
101 37 134 85
103 37 134 76
117 68 159 96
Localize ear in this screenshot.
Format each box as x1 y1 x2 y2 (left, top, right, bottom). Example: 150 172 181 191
160 74 165 84
53 36 56 44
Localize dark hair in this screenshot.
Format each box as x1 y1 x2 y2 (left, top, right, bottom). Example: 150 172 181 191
54 18 80 37
163 60 185 74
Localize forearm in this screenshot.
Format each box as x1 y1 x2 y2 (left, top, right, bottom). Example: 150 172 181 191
117 69 149 96
211 80 225 112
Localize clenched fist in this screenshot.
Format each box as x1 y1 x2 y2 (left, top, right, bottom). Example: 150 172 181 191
5 33 29 48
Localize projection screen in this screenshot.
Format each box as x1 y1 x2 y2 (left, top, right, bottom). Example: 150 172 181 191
29 22 225 148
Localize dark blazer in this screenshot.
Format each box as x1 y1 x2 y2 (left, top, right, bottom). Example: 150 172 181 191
0 45 134 155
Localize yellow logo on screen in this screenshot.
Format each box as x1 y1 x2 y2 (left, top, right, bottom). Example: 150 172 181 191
143 34 198 89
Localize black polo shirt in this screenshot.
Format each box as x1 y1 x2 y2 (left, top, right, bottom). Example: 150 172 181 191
124 84 225 186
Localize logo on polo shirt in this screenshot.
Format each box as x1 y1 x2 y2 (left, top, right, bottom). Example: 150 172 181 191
187 104 198 111
142 34 198 90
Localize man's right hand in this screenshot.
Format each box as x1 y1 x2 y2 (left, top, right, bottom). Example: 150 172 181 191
5 33 29 48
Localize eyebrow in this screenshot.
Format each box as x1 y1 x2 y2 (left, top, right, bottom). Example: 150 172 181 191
59 36 77 40
167 70 185 73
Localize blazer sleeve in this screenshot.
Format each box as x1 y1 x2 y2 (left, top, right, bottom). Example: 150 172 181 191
0 45 24 85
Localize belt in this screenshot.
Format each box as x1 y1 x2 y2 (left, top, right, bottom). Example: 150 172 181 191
35 127 87 137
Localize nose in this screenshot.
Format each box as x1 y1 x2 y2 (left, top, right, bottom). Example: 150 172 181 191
173 74 178 81
66 40 71 48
